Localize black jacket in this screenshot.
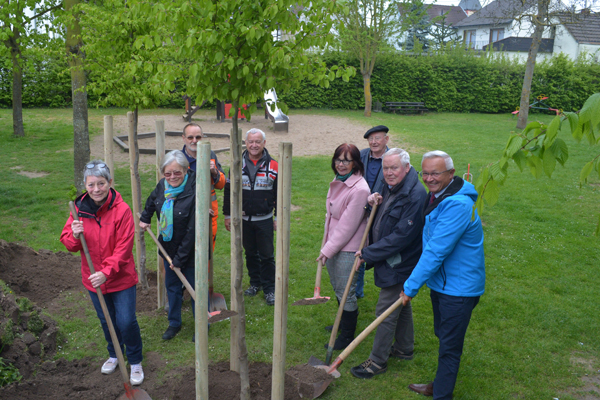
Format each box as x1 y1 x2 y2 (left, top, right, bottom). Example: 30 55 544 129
223 149 278 219
361 167 428 288
140 170 196 269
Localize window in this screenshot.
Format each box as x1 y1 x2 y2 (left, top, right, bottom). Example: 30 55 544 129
489 29 504 43
464 30 476 48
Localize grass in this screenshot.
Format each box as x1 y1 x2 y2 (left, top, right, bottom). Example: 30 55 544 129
1 107 600 399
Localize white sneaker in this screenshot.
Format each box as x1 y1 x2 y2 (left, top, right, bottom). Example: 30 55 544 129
101 357 118 374
130 364 144 386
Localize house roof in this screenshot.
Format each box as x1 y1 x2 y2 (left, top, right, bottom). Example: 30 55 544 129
458 0 482 12
483 37 555 52
559 12 600 45
454 0 535 28
426 5 468 26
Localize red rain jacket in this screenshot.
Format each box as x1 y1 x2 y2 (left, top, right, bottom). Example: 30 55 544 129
60 188 138 294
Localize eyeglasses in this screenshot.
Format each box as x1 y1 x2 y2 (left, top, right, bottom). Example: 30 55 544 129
186 135 203 141
86 162 108 170
368 135 386 143
419 169 452 178
164 170 184 178
334 159 353 166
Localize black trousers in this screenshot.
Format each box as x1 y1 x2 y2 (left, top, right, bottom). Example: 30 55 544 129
242 217 275 294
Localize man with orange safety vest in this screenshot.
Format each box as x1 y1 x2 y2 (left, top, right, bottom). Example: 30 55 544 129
181 123 226 248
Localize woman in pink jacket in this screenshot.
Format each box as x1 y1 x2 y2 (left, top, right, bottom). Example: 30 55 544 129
317 143 370 350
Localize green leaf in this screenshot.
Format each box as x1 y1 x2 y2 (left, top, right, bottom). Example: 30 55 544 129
564 112 579 134
549 138 569 166
483 179 499 206
489 162 506 183
527 155 543 179
231 89 239 99
544 116 560 147
580 161 593 185
542 147 556 178
595 214 600 237
512 149 526 172
522 121 541 136
242 65 249 76
505 135 524 158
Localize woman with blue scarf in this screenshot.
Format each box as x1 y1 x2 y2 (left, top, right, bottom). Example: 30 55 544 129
140 150 196 341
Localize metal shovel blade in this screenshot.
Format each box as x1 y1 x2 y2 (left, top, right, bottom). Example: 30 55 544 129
117 383 152 400
286 359 335 399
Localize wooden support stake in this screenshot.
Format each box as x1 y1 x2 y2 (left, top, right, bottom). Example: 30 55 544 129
271 142 292 400
155 120 166 309
230 126 243 373
195 142 211 400
103 116 114 185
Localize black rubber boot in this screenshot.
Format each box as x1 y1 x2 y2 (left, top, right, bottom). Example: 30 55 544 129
328 309 358 350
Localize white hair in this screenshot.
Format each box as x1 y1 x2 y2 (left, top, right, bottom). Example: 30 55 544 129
383 148 410 167
245 128 266 141
161 150 189 173
83 160 112 183
422 150 454 170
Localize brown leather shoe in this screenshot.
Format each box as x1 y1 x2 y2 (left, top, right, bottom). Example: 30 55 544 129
408 382 433 396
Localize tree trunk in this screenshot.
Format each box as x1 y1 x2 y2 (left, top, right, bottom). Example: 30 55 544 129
363 73 372 118
516 0 547 129
66 0 90 194
230 103 250 400
10 27 24 138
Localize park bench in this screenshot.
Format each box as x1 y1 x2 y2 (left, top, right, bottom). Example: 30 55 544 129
385 102 428 115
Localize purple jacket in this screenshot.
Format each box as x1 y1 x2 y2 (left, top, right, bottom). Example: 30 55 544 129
321 173 370 258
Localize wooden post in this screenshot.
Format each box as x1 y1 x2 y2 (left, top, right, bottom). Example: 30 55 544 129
155 120 166 309
271 142 292 400
195 142 211 400
127 112 146 287
230 126 242 373
103 116 114 185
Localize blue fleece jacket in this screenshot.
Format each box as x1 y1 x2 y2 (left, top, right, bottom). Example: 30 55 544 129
403 180 485 298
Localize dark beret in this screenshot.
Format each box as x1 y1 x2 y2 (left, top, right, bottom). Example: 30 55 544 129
364 125 389 139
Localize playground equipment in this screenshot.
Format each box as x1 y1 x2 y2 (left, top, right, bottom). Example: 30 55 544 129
512 95 562 116
264 89 289 132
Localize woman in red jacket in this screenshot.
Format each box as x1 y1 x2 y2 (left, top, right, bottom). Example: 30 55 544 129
60 161 144 386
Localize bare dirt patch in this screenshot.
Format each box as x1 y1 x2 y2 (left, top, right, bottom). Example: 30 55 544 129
90 110 412 167
567 355 600 400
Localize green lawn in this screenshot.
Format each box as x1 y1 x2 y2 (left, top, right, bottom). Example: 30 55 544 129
1 107 599 399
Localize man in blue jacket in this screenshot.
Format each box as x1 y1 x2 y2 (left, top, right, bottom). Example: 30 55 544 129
402 150 485 399
350 148 427 379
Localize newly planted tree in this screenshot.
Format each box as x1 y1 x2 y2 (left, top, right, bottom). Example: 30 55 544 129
132 0 354 397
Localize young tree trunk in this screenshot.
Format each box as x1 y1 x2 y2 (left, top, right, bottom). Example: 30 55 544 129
66 0 90 194
10 27 24 138
516 0 547 130
230 103 250 400
363 73 372 118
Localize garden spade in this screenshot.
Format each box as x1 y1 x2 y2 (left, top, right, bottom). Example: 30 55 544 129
141 225 237 323
292 232 330 306
304 294 407 398
208 231 227 312
323 203 378 365
68 202 152 400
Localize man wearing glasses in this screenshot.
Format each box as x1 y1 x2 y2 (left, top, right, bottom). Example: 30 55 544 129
350 148 427 379
181 123 226 247
354 125 390 298
402 150 485 399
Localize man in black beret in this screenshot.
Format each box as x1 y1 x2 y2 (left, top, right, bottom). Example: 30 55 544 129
355 125 390 298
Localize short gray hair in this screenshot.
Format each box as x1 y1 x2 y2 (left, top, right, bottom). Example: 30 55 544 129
183 123 202 136
161 150 189 173
383 148 410 167
245 128 266 141
422 150 454 170
83 160 112 183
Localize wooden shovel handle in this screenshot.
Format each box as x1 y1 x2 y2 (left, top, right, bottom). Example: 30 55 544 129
69 201 130 386
326 202 379 364
141 224 197 302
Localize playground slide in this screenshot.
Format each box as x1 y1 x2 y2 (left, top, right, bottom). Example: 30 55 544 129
264 89 289 132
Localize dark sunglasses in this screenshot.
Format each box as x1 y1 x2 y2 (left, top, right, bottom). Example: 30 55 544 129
186 135 203 141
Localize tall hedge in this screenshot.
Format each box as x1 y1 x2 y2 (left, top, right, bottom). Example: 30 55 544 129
278 50 600 113
2 47 599 113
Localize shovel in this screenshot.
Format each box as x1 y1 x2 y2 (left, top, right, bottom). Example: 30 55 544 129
208 226 227 312
323 203 378 365
302 294 407 398
141 225 237 323
292 235 330 306
68 202 152 400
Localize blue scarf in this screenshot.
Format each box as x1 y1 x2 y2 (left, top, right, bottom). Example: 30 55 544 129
159 174 188 241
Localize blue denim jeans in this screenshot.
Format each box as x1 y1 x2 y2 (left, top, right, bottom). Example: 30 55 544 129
355 263 366 298
88 285 143 365
164 259 195 328
430 290 480 400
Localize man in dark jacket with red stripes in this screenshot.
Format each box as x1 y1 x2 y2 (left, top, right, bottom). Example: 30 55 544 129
350 148 427 379
223 128 278 306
